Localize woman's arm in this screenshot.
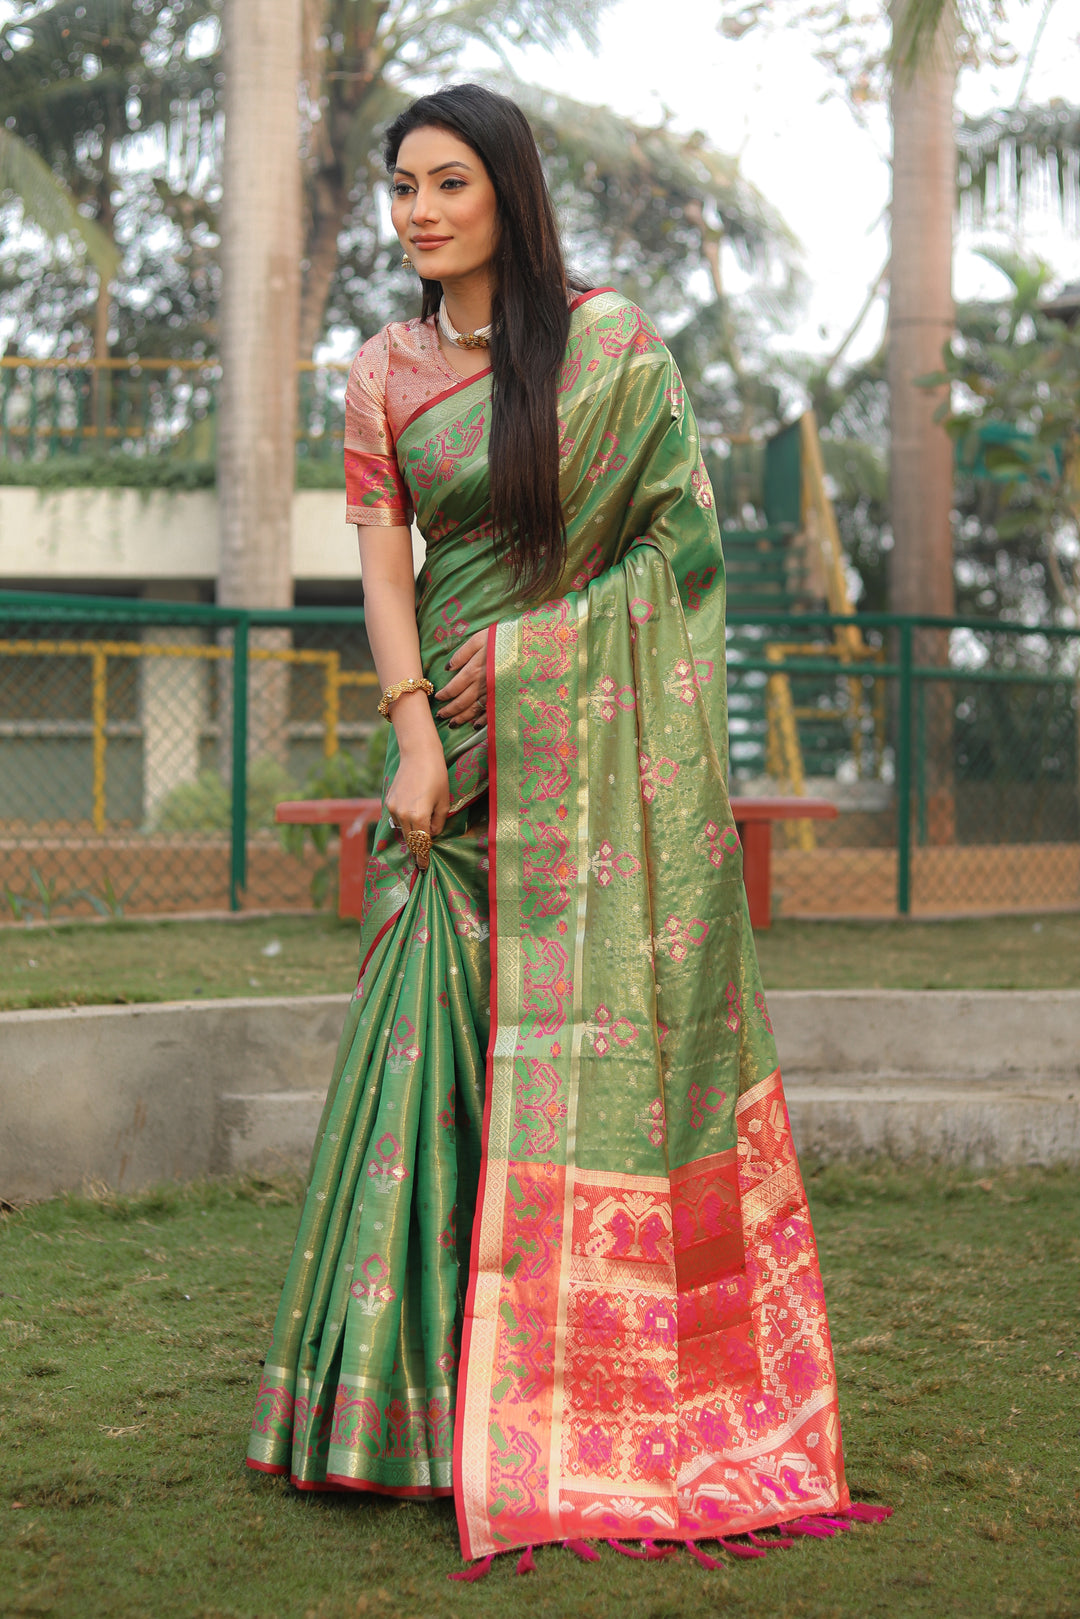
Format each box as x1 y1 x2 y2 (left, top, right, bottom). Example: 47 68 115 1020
357 525 450 838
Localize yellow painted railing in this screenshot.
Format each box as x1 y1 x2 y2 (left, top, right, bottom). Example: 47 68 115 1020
0 638 378 832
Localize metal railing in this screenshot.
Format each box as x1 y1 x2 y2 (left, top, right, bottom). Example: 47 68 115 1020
1 590 1078 921
0 357 350 463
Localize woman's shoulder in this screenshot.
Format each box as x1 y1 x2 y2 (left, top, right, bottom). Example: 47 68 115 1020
568 287 668 362
347 315 434 398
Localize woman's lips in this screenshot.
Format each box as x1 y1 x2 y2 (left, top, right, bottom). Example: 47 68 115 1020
412 237 452 249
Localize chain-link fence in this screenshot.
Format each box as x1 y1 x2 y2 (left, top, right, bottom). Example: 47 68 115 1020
727 609 1080 916
0 592 380 918
1 591 1078 921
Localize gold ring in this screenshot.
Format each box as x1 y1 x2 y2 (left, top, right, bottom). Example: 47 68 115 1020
406 828 432 870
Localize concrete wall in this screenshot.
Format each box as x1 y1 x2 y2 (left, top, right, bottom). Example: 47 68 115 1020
0 486 426 584
2 990 1078 1202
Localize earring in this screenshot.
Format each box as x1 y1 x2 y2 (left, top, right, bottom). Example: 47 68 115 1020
401 252 413 270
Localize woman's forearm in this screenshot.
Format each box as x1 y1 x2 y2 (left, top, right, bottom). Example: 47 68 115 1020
358 529 441 756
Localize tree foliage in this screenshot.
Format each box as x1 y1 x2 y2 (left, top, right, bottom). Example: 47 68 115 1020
0 0 801 424
0 126 118 277
924 251 1080 624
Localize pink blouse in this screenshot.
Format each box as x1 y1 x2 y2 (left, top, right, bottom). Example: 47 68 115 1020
344 316 486 528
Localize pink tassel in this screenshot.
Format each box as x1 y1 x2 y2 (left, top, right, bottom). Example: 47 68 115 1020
718 1538 767 1560
516 1546 536 1575
447 1555 493 1582
844 1502 893 1523
605 1538 649 1559
642 1539 679 1560
748 1531 794 1551
784 1518 836 1539
564 1538 600 1562
686 1540 725 1570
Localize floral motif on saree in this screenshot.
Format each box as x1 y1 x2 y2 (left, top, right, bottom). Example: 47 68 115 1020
247 290 847 1556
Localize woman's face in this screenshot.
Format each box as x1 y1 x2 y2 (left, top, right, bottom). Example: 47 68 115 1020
391 126 498 287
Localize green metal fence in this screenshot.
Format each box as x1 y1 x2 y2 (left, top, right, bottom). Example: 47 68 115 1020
1 589 1078 921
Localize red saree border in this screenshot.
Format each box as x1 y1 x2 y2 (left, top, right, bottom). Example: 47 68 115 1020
570 285 616 311
400 367 492 436
354 871 415 986
452 621 501 1558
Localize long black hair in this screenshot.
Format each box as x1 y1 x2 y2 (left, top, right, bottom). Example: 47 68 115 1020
384 84 581 600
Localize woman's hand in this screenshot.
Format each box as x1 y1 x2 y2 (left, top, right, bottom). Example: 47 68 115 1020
386 732 451 839
435 628 488 728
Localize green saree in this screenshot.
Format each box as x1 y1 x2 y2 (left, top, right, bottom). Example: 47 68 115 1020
247 289 850 1558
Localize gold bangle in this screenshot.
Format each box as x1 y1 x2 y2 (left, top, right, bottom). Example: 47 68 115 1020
377 675 435 719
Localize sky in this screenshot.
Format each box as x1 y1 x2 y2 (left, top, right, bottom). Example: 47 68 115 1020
500 0 1080 364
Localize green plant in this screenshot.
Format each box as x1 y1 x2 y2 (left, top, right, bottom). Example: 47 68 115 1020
72 874 140 918
279 736 387 908
3 867 73 921
153 768 230 832
0 456 218 490
153 757 298 834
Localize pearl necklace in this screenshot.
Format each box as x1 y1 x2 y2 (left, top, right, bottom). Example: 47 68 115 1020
438 299 492 350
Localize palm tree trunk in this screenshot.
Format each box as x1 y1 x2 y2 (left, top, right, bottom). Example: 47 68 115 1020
218 0 303 773
888 1 957 851
887 0 956 621
218 0 303 612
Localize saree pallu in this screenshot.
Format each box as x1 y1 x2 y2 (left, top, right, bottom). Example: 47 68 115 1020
247 289 848 1557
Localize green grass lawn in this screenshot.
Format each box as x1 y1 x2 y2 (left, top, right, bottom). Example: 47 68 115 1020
3 910 1080 1012
2 1167 1077 1619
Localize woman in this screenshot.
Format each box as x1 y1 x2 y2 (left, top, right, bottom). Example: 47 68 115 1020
247 83 859 1567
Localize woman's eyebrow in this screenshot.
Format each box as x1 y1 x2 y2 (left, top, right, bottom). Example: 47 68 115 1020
393 161 473 179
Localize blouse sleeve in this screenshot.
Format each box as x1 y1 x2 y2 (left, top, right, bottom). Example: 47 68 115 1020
344 330 414 528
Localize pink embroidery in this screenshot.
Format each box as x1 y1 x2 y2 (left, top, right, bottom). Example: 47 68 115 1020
522 819 577 917
510 1057 566 1157
350 1252 397 1314
386 1015 421 1071
684 567 718 611
658 914 710 963
585 431 627 482
571 543 604 590
636 1095 666 1148
406 399 486 488
595 305 663 357
522 696 577 802
703 821 740 868
366 1131 409 1192
586 1002 639 1056
639 753 680 802
691 463 714 508
688 1083 726 1129
725 981 742 1033
433 596 470 644
589 840 641 887
591 675 636 722
521 598 578 679
522 937 572 1037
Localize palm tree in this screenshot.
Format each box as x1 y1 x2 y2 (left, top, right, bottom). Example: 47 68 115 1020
0 0 219 360
0 127 118 283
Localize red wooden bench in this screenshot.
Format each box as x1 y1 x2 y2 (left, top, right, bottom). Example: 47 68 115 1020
275 794 837 930
275 797 383 921
730 796 838 928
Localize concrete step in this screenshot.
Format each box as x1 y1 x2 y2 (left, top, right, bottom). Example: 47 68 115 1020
3 990 1079 1199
